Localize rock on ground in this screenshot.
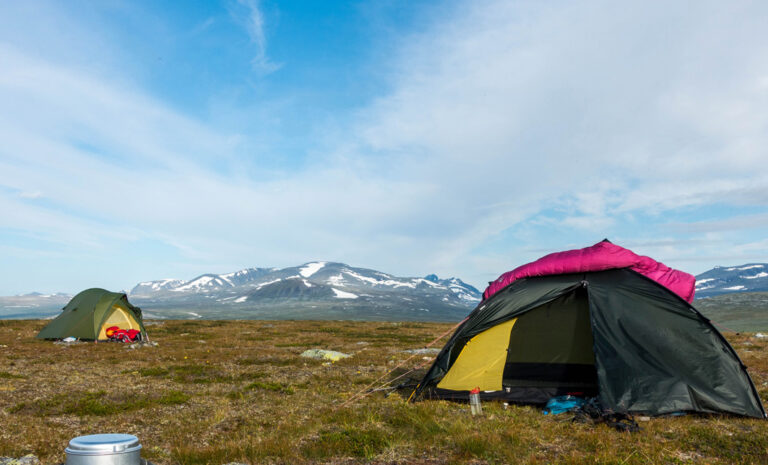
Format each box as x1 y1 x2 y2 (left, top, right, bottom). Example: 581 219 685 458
300 349 351 361
403 348 440 354
0 455 41 465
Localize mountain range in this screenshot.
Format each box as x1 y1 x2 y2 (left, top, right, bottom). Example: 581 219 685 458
694 264 768 298
124 261 480 321
3 261 768 324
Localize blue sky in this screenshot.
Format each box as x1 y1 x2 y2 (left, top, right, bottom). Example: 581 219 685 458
2 0 768 295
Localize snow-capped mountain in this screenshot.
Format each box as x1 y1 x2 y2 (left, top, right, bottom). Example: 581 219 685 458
131 268 276 296
695 264 768 298
126 262 481 321
130 278 186 295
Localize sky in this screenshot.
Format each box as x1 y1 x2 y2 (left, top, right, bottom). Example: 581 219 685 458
2 0 768 295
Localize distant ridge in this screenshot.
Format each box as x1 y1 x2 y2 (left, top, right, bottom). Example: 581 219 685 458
695 264 768 298
126 261 480 321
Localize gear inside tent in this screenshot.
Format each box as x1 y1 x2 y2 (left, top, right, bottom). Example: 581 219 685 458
412 240 765 418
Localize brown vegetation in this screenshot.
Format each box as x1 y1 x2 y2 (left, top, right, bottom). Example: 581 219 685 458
1 319 767 464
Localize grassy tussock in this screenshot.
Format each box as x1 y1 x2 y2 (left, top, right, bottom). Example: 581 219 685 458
0 320 767 464
9 389 189 416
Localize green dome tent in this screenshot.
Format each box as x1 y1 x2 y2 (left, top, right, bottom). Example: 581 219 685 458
37 288 148 341
411 242 766 418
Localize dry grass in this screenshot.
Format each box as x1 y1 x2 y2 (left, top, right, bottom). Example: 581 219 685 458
1 319 767 464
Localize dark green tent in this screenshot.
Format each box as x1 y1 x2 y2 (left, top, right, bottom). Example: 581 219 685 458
412 269 765 418
37 288 148 341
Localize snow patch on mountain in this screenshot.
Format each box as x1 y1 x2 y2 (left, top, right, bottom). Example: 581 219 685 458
342 270 383 285
725 265 765 271
339 270 420 289
328 274 345 286
413 278 440 287
300 262 326 278
172 276 228 292
744 272 768 279
223 269 257 279
137 278 183 291
342 270 385 286
332 288 358 299
255 279 281 289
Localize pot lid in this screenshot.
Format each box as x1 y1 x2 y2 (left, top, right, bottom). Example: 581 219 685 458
66 434 141 455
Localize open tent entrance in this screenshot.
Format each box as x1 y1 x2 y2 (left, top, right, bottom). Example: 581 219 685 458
437 288 598 402
97 305 143 340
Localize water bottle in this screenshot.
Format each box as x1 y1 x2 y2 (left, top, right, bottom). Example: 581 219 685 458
469 387 482 416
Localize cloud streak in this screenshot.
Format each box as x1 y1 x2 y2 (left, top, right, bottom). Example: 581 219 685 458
231 0 281 74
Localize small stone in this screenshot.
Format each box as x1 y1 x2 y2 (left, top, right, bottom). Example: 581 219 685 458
403 348 440 355
637 416 651 422
128 341 159 349
0 454 41 465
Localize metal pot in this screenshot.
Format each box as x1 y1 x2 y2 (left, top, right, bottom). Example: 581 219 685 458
65 434 142 465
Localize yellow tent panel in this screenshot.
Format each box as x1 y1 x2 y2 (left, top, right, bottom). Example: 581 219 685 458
437 318 517 391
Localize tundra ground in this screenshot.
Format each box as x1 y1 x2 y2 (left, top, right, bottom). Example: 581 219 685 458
1 319 767 464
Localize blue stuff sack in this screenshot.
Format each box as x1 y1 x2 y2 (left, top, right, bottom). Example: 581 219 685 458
542 395 586 415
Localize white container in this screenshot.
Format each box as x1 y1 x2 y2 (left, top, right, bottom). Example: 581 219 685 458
469 388 483 416
65 434 142 465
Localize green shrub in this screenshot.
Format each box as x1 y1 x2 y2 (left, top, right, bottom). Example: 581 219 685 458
138 367 169 377
245 381 294 394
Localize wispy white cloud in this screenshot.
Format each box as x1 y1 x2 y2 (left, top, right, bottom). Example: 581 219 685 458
17 191 43 199
230 0 281 74
666 213 768 234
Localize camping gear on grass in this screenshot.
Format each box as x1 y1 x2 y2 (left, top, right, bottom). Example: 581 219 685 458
105 326 142 343
37 289 147 342
411 240 766 418
65 434 142 465
570 397 641 433
542 395 586 415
